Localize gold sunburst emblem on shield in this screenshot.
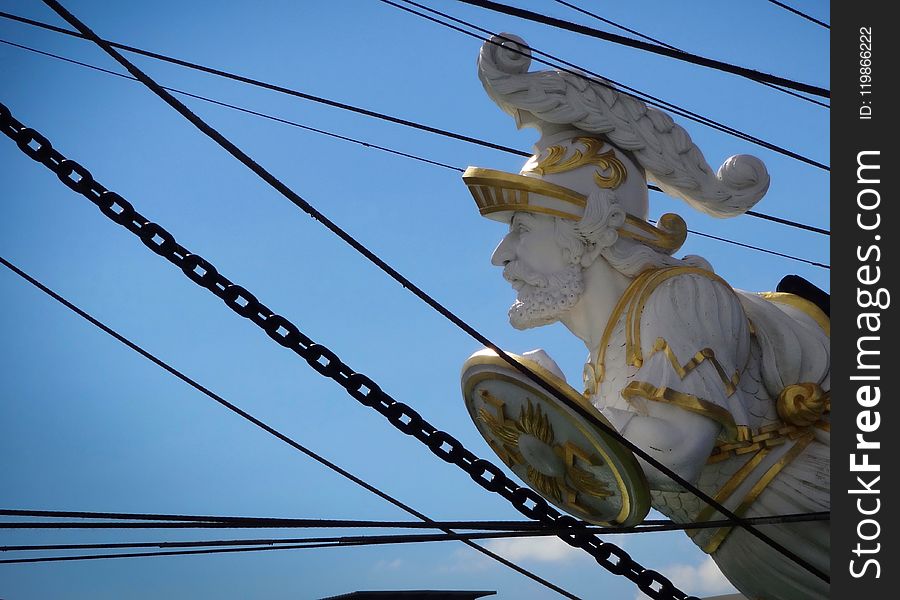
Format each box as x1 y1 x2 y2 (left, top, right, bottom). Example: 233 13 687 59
461 348 650 526
478 390 613 507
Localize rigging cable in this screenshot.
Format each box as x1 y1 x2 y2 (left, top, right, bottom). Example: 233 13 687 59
36 4 831 562
0 508 830 533
2 513 831 552
0 510 832 565
0 7 828 173
651 218 829 269
551 0 828 108
19 2 833 580
0 11 522 157
765 0 830 29
0 12 830 235
383 0 829 171
0 112 691 596
0 543 408 565
0 93 826 585
454 0 828 96
0 255 578 600
0 38 827 267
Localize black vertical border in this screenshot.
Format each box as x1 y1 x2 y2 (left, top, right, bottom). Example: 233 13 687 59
832 1 896 597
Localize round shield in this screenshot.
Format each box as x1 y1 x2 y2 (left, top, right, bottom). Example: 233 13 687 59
461 349 650 526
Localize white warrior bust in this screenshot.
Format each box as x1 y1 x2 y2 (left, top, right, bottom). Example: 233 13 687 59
463 34 830 600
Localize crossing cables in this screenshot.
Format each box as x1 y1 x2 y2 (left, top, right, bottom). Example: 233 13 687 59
30 2 830 583
0 511 830 565
0 254 578 600
0 11 830 236
1 96 703 596
0 36 828 267
455 0 828 96
1 71 824 594
765 0 830 29
381 0 829 171
0 508 830 533
551 0 828 109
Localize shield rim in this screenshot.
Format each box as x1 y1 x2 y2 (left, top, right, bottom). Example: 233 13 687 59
461 349 650 527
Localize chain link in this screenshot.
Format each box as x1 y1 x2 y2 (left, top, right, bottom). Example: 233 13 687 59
0 101 697 600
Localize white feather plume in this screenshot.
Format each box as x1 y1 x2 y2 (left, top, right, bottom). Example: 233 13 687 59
478 34 770 218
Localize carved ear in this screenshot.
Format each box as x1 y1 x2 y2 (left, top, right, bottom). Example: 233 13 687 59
579 241 605 267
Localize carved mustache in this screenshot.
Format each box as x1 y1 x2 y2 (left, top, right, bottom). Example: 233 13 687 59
503 261 548 289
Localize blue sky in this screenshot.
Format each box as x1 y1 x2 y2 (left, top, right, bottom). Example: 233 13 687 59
0 1 828 598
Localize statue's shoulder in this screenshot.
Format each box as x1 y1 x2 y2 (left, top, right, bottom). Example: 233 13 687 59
631 266 735 303
625 267 750 368
626 266 743 328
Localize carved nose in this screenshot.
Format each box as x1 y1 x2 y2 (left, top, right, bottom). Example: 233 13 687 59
491 233 516 266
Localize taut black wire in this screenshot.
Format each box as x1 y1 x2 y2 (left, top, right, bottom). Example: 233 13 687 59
385 0 830 171
0 512 831 552
652 221 829 269
0 13 831 235
741 209 827 236
0 37 828 266
551 0 829 109
0 7 830 172
0 256 577 600
455 0 829 97
0 508 831 564
0 532 569 553
0 11 525 159
0 544 367 565
0 38 460 173
765 0 830 29
0 509 829 533
35 1 829 581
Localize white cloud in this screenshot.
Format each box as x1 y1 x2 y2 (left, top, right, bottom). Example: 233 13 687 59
374 558 404 570
634 557 738 600
484 536 586 563
438 547 494 573
439 535 591 573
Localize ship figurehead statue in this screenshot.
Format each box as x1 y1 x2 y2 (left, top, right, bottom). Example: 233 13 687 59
459 34 830 600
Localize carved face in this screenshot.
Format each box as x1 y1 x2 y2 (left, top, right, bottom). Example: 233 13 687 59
491 212 584 330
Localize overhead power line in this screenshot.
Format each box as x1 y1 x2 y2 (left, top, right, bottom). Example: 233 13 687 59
1 92 825 585
0 14 830 236
455 0 829 97
765 0 830 29
0 256 575 599
552 0 828 109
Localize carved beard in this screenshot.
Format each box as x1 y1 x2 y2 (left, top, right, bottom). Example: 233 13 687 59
504 262 584 330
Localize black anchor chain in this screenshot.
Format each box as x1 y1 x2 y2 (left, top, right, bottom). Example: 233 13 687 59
1 100 699 600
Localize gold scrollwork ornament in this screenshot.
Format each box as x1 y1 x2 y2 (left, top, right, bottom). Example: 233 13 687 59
777 383 828 428
526 137 628 189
